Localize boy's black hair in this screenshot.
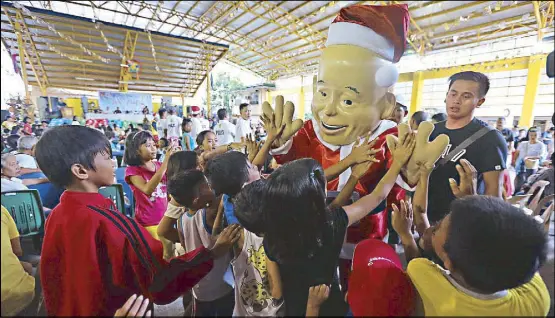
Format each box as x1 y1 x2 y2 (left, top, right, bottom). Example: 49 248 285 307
411 111 429 126
6 134 19 150
431 113 447 122
167 169 205 207
448 71 490 98
23 116 30 123
204 151 250 196
34 126 112 188
234 179 267 235
167 150 198 180
159 137 169 148
124 130 154 166
183 118 192 125
444 196 547 294
239 103 249 112
217 108 228 120
195 130 212 148
158 108 167 117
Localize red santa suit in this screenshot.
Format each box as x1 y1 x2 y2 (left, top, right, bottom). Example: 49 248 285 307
272 118 411 244
41 191 214 316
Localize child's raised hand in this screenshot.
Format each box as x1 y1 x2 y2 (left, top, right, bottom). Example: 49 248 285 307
307 284 330 311
261 113 286 143
211 224 242 257
114 294 151 317
243 134 261 162
349 136 381 165
392 199 413 239
391 132 416 167
449 159 478 198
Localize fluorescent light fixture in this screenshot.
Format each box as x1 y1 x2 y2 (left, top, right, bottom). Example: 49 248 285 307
155 83 171 87
75 77 95 81
118 81 136 84
120 64 129 67
74 59 93 63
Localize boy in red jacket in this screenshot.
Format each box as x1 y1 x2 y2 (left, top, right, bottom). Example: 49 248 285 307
34 126 240 316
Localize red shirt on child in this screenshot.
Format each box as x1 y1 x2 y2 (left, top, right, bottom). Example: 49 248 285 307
40 191 213 316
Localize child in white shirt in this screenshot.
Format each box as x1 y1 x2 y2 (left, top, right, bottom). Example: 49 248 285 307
167 169 239 316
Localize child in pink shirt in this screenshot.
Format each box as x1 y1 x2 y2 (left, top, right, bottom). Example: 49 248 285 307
124 130 178 259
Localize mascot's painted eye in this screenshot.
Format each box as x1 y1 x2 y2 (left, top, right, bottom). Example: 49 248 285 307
319 91 327 97
344 100 353 106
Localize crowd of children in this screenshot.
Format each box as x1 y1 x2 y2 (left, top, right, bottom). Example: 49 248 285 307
1 111 552 316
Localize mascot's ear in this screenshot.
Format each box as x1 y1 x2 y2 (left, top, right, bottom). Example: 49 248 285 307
380 92 397 120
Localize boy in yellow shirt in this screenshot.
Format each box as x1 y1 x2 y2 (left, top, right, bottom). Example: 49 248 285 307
0 206 40 316
391 160 550 316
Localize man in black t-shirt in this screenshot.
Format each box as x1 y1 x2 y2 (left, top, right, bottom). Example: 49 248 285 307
426 72 508 223
496 117 514 153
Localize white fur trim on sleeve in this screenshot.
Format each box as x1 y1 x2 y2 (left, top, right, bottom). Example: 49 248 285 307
396 174 416 192
269 138 293 156
326 22 394 61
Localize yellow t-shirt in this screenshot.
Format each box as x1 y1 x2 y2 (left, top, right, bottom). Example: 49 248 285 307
1 206 35 316
407 258 550 316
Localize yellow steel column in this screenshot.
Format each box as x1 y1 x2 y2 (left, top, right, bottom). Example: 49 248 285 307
206 75 211 117
15 23 29 100
519 55 544 128
298 75 305 120
181 94 187 117
410 71 423 115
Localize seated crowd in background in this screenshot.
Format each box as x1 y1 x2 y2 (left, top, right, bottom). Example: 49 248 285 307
0 72 553 317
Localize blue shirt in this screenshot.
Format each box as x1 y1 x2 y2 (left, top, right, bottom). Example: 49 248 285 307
223 194 239 225
182 132 196 150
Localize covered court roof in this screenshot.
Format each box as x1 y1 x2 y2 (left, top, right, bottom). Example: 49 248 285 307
1 1 553 94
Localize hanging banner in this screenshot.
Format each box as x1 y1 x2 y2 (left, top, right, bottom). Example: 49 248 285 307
98 91 152 114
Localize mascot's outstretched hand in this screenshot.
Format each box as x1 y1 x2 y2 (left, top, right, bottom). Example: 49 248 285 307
262 95 304 148
386 121 450 186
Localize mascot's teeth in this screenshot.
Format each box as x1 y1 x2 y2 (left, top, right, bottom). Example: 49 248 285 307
322 122 346 130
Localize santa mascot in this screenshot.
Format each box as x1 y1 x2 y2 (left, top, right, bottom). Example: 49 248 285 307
263 3 449 290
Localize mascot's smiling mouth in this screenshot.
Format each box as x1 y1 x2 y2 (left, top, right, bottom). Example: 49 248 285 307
322 121 347 131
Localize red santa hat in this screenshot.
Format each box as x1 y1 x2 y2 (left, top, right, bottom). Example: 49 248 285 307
190 105 201 115
326 4 410 87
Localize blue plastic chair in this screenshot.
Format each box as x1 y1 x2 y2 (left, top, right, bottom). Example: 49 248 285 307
1 189 46 252
115 167 135 218
99 184 126 215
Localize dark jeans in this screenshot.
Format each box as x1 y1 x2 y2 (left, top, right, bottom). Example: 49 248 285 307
193 291 234 317
515 168 537 194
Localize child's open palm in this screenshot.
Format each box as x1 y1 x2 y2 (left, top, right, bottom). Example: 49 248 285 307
211 224 242 257
392 199 413 238
389 131 416 166
349 135 381 165
449 159 478 198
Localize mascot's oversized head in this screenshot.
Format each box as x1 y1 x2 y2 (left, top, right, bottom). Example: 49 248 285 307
312 4 410 145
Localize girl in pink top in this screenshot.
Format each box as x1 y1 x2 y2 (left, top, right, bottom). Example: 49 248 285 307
124 130 178 259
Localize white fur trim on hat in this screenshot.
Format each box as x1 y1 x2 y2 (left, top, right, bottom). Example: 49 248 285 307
375 64 399 88
326 22 395 61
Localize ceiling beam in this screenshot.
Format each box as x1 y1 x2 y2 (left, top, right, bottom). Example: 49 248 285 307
3 34 219 70
192 1 241 39
167 0 199 34
0 26 218 60
156 0 181 32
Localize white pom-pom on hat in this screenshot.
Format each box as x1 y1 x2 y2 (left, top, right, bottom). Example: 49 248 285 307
375 64 399 88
